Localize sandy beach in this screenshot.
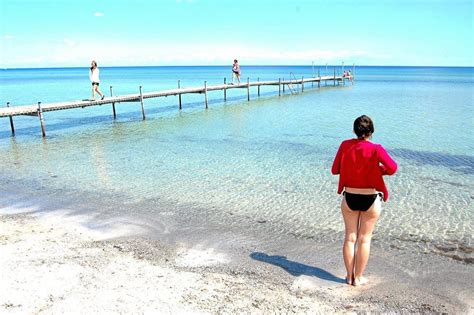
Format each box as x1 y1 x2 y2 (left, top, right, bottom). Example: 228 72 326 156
1 201 472 314
0 212 342 314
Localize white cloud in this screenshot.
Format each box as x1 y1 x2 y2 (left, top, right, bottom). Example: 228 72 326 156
63 39 76 47
0 39 376 68
94 12 104 17
4 34 14 40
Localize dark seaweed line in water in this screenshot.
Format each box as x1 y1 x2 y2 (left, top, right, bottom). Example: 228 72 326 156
436 252 474 264
390 148 474 175
391 233 473 264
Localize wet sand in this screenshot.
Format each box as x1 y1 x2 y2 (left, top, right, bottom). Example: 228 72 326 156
1 201 472 314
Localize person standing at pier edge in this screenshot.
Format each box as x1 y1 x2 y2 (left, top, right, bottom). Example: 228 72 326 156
331 115 397 286
231 59 241 84
89 60 105 100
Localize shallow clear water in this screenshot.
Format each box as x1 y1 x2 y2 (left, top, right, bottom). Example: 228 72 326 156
1 66 473 262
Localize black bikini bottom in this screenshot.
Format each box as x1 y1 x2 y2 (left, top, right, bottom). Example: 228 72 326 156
343 192 382 211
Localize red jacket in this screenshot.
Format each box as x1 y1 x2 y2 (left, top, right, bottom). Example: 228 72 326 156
331 139 397 201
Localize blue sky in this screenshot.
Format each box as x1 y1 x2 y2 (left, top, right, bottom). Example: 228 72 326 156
0 0 472 68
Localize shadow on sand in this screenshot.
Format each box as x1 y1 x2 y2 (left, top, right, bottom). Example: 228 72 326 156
250 252 345 283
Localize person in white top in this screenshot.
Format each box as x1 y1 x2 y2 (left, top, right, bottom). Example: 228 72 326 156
89 60 105 100
231 59 241 84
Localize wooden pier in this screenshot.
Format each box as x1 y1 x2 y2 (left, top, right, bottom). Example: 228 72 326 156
1 74 352 137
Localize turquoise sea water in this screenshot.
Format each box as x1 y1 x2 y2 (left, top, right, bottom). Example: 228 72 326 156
0 66 473 262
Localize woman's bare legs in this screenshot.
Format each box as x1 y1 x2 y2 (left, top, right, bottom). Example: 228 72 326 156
92 84 104 100
353 198 381 285
341 197 359 285
341 196 381 285
95 85 104 99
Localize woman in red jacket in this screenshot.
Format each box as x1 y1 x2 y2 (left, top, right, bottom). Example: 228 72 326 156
331 115 397 286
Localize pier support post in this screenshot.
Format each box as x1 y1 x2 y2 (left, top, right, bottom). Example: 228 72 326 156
342 62 345 86
352 63 355 85
334 67 336 86
178 80 182 110
204 81 208 109
223 78 227 101
318 68 321 88
37 102 46 138
257 78 260 97
278 78 281 96
325 64 328 86
6 102 15 135
283 78 285 93
139 86 146 120
110 86 116 119
247 77 250 101
301 76 304 93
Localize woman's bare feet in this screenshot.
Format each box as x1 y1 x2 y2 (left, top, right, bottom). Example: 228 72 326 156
353 276 368 286
346 275 353 285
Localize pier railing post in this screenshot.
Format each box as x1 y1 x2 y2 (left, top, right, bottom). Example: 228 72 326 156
257 78 260 97
204 81 208 109
247 77 250 101
110 86 116 119
178 80 182 110
223 78 227 101
37 102 46 137
139 86 146 120
301 76 304 93
279 78 281 96
6 102 15 135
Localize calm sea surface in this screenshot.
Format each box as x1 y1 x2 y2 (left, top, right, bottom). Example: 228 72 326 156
0 66 473 262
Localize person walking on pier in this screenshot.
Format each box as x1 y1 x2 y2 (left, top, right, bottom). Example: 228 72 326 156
89 60 105 100
331 115 397 286
231 59 241 84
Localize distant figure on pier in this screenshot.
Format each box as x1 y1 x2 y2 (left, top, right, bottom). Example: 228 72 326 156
89 60 105 101
332 115 397 286
343 70 353 82
231 59 241 84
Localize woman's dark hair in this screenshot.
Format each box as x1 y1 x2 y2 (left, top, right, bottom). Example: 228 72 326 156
353 115 374 139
